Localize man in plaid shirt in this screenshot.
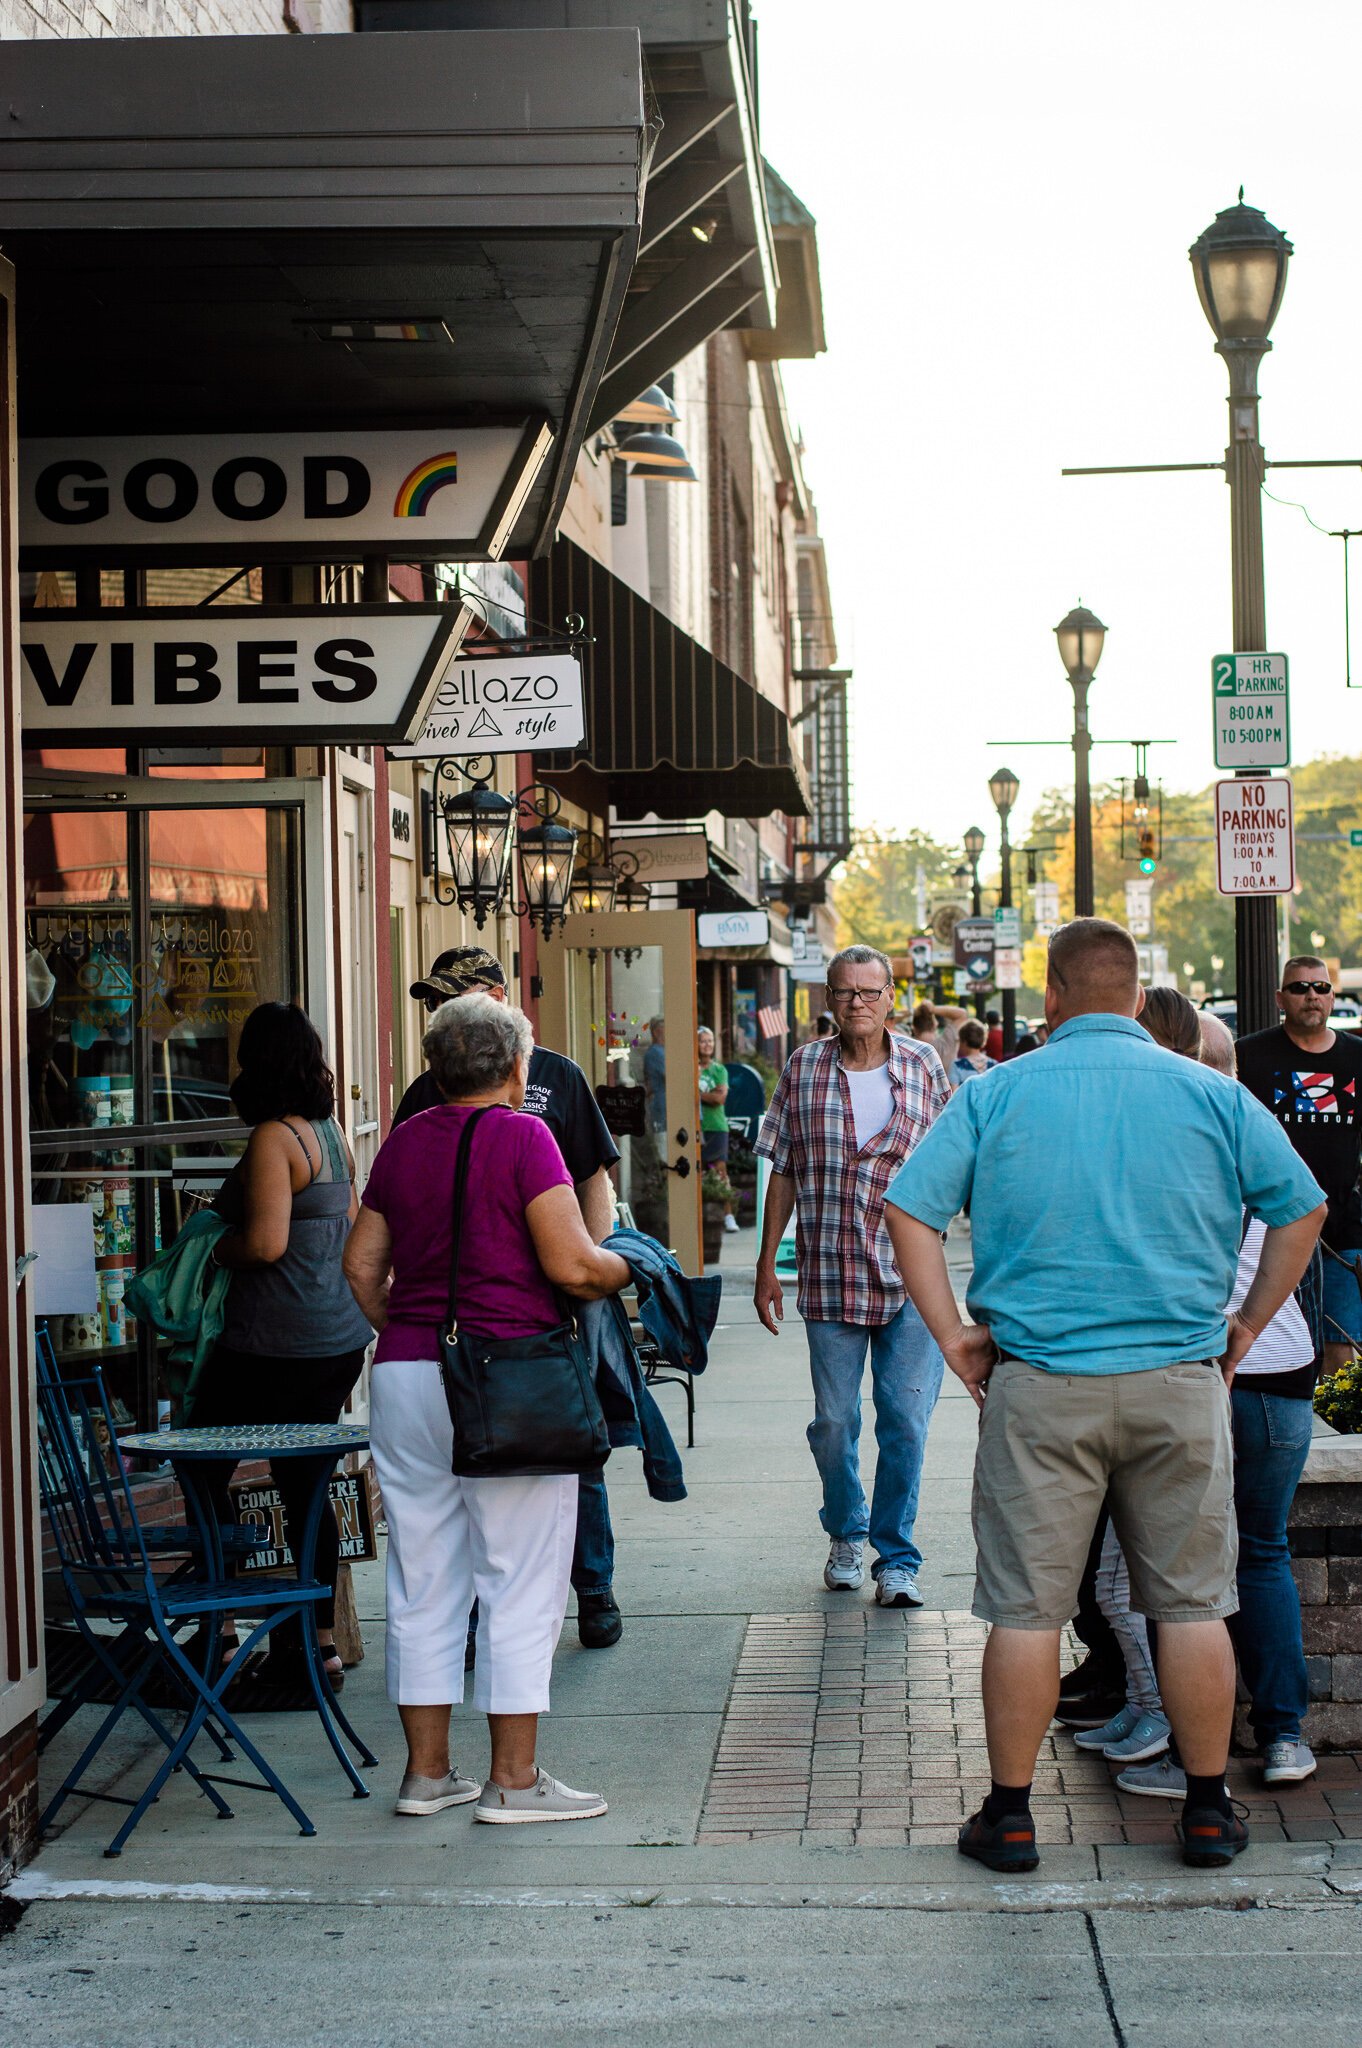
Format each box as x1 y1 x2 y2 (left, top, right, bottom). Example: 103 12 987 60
755 945 951 1606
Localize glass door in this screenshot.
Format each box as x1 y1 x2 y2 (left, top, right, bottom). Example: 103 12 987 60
24 780 310 1434
538 908 700 1273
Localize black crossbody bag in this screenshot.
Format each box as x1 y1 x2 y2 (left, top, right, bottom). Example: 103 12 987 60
437 1106 610 1478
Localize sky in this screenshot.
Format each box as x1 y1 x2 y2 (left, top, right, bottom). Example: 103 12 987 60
754 0 1362 860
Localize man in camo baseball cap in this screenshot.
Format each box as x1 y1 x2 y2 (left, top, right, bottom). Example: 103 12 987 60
409 946 506 1007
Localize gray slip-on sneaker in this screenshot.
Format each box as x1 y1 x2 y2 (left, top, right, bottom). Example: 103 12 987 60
1262 1738 1317 1785
395 1770 481 1816
475 1768 608 1824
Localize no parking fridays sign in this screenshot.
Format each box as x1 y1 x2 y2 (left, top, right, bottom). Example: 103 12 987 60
1214 777 1295 896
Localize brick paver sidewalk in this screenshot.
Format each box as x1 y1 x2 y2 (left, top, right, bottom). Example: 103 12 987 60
697 1608 1362 1848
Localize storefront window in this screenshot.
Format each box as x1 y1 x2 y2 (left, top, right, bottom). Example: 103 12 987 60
147 748 270 780
25 794 304 1441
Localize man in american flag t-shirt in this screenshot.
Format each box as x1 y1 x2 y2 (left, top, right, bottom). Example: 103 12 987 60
1236 953 1362 1375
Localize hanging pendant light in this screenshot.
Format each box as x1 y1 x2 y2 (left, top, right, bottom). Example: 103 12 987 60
612 383 680 427
441 783 515 927
517 811 579 938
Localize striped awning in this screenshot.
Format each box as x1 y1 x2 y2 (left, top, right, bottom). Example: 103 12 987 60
529 538 810 821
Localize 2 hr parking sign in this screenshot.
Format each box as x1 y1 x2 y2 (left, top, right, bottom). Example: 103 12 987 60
1212 652 1290 770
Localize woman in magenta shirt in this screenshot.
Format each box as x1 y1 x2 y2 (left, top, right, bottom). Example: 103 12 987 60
344 995 628 1826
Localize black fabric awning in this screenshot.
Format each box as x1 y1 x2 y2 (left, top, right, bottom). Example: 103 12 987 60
530 537 810 820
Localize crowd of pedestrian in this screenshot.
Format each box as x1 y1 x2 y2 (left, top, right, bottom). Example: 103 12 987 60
198 923 1353 1873
759 928 1341 1873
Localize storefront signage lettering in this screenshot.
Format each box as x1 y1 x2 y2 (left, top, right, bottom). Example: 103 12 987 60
387 652 585 758
611 832 710 882
19 604 472 746
18 424 553 566
697 910 770 949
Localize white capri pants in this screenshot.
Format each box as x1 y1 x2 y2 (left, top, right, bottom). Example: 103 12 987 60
369 1357 578 1714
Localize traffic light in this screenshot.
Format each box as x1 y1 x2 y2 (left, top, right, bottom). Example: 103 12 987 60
1137 826 1158 876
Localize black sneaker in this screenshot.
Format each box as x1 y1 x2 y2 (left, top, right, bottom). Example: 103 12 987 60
957 1807 1039 1873
1054 1685 1127 1730
1177 1802 1250 1868
1058 1652 1122 1703
577 1591 623 1649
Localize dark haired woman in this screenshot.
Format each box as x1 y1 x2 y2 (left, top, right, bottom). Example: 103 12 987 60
1138 985 1202 1061
193 1002 373 1681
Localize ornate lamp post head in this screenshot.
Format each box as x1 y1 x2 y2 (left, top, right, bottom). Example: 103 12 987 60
1054 606 1107 686
988 765 1020 823
1189 194 1292 349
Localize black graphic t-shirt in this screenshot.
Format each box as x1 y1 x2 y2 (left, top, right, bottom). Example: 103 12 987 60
1236 1024 1362 1249
392 1044 619 1185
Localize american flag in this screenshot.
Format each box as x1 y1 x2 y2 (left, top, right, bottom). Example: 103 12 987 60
757 1004 787 1042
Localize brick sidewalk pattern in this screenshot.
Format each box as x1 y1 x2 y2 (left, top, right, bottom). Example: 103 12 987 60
696 1610 1362 1848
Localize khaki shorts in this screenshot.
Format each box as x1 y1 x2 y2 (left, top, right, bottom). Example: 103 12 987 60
972 1356 1238 1630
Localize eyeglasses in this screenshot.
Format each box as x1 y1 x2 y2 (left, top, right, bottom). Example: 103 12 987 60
1283 980 1332 996
827 984 892 1007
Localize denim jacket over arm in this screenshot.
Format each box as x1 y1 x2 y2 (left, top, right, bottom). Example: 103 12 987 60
578 1228 722 1504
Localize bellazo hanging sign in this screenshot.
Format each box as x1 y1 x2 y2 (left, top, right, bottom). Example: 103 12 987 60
17 423 552 566
19 604 475 746
387 652 585 758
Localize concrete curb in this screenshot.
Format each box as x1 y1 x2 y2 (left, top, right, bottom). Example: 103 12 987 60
12 1840 1362 1915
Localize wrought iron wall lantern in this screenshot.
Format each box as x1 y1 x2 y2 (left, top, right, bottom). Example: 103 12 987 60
428 754 578 938
568 835 651 964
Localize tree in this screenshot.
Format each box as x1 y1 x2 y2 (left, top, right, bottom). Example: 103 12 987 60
832 827 964 954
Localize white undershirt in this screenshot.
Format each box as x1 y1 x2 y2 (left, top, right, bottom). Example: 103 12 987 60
844 1063 894 1149
1228 1217 1313 1373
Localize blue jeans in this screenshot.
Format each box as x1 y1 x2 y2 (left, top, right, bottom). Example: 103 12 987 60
570 1465 614 1598
804 1303 944 1576
1228 1386 1313 1746
1322 1251 1362 1345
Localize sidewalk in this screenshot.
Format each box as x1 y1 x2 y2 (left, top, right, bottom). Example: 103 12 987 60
10 1226 1362 2041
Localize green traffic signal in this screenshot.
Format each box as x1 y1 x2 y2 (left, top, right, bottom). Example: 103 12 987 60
1139 856 1157 876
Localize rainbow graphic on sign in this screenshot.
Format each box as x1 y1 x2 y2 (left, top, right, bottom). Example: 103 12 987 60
393 451 459 518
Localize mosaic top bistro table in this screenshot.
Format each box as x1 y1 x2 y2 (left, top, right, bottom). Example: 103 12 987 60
120 1421 378 1811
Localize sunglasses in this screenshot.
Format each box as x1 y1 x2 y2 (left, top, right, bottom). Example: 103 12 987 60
1283 981 1332 996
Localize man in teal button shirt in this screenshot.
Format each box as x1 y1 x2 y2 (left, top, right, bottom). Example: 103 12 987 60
884 919 1325 1876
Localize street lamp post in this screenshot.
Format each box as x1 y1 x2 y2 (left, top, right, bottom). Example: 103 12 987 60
1190 194 1293 1036
989 766 1020 1056
1054 607 1107 918
963 825 986 916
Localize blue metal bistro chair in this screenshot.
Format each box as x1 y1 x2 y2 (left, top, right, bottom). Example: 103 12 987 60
36 1342 334 1856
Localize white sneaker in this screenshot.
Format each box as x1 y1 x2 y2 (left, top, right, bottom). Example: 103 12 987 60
395 1770 480 1816
824 1539 865 1591
875 1567 924 1608
1262 1739 1316 1785
474 1768 608 1824
723 1213 740 1233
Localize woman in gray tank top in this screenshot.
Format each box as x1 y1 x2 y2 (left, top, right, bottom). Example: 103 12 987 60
193 1003 373 1685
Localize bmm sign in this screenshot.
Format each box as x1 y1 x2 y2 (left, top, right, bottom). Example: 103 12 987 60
19 605 472 746
1214 777 1295 896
